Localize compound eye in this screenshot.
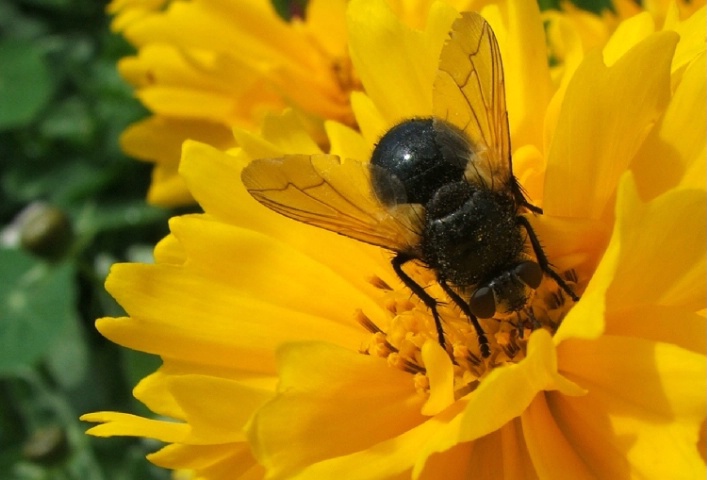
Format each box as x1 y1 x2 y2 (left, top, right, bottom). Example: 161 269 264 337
469 286 496 319
515 261 543 289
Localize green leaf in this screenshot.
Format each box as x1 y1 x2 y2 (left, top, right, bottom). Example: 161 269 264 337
0 249 77 374
0 41 54 130
44 314 89 390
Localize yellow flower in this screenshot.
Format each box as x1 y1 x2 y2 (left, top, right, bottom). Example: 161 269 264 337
84 1 706 478
111 0 480 205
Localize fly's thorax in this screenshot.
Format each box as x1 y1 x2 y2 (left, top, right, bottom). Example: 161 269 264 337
421 183 523 287
370 118 469 206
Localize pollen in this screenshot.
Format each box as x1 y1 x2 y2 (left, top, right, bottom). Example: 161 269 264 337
359 268 582 399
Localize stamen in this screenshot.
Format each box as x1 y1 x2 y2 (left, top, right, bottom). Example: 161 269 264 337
368 275 392 291
358 268 584 401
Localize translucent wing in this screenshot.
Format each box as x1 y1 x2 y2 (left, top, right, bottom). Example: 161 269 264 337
433 12 512 189
241 154 424 253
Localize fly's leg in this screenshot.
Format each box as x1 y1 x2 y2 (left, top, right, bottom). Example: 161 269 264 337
516 215 580 302
438 279 490 358
391 253 447 349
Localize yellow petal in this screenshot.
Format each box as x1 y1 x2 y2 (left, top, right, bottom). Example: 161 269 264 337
325 120 370 161
350 91 387 150
666 5 706 76
304 0 348 58
556 335 706 478
282 400 469 480
133 370 186 420
168 375 272 444
420 340 455 416
166 215 385 328
153 231 186 265
602 12 655 67
606 174 706 311
347 0 456 126
248 342 426 479
542 11 587 153
101 225 371 362
148 442 257 476
119 116 234 206
631 52 706 199
81 411 188 442
484 0 551 150
412 330 584 477
544 32 677 219
526 213 610 287
179 141 398 292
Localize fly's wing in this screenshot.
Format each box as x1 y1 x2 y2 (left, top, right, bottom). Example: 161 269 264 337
241 154 424 253
433 12 512 190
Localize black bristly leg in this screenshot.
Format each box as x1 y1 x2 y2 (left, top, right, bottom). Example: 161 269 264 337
522 201 543 215
391 253 447 349
516 215 580 302
438 279 490 358
511 178 543 215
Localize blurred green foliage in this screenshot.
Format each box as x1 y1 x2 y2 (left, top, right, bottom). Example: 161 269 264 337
0 0 172 478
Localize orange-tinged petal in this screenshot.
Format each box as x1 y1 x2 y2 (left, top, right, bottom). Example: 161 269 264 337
632 52 706 199
605 305 706 355
418 419 538 480
81 411 189 442
544 32 676 220
99 248 365 371
248 342 426 479
512 144 545 206
521 394 596 480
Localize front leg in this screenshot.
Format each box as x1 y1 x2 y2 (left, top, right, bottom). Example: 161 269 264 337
438 279 490 358
516 215 580 302
391 253 447 349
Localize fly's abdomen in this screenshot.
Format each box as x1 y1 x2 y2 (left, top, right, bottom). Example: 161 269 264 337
423 183 523 287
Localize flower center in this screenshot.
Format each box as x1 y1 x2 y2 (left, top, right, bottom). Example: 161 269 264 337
358 263 582 399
